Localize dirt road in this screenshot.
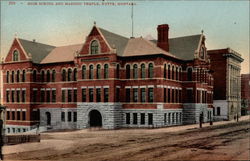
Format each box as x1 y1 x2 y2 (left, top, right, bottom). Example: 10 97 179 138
4 120 250 161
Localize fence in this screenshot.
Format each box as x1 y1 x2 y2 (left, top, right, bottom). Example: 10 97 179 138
4 134 40 145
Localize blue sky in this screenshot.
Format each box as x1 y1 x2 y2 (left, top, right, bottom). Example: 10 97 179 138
1 0 249 73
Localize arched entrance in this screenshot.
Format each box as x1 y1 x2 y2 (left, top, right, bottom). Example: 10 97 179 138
89 110 102 127
45 112 51 126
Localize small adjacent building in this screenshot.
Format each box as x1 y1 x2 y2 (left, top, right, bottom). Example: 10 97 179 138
208 48 244 121
241 74 250 115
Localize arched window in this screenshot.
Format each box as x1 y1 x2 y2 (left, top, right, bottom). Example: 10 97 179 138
6 71 9 83
116 64 120 79
52 70 56 82
96 64 101 79
90 40 99 55
73 68 77 81
104 64 109 79
176 67 179 80
46 70 50 82
11 71 14 83
168 65 171 79
41 70 45 82
62 69 66 81
13 50 19 61
16 70 20 82
82 65 86 79
89 65 94 79
133 64 138 79
33 70 37 82
201 47 205 59
172 66 175 80
22 70 26 82
126 64 130 79
179 68 182 81
68 69 72 81
141 64 146 79
187 68 192 81
148 63 154 78
164 64 167 79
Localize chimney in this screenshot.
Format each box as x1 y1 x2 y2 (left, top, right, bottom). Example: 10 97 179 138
157 24 169 52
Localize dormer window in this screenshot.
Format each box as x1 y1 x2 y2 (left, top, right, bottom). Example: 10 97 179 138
90 40 99 55
13 50 19 61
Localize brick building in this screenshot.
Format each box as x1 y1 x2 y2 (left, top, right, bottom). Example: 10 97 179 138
1 24 214 134
241 74 250 115
208 48 244 121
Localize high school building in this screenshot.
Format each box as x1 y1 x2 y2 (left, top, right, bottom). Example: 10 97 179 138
1 24 214 134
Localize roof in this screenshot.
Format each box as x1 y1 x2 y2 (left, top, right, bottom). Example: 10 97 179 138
98 28 129 56
41 44 83 64
122 37 176 57
18 38 56 63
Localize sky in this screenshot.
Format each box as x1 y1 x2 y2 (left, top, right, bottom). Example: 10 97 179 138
0 0 249 74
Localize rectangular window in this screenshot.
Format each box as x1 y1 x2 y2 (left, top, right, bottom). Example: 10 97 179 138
89 88 94 102
82 89 86 102
73 89 77 102
22 111 26 120
148 113 153 125
68 111 72 122
16 90 20 102
6 91 10 102
116 88 120 102
61 112 65 122
22 90 26 102
17 111 21 120
172 89 175 103
126 113 130 124
126 88 130 102
148 88 154 103
164 88 167 103
96 88 101 102
187 89 193 103
133 113 137 124
46 90 50 102
164 113 167 124
133 88 138 102
141 88 146 103
140 113 145 125
62 90 66 102
176 90 179 103
33 90 37 102
11 90 15 102
7 111 10 120
168 89 171 103
41 90 45 102
68 90 72 102
168 113 171 124
104 88 109 102
73 112 77 122
52 90 56 103
12 111 15 120
179 90 182 103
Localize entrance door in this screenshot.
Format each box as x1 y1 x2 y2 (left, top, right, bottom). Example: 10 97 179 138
45 112 51 126
89 110 102 127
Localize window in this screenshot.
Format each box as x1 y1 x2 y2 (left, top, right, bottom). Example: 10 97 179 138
11 90 15 102
68 90 72 102
96 64 101 79
141 113 145 125
16 70 20 82
52 70 56 82
13 50 19 61
17 111 21 120
61 112 65 122
172 113 175 123
7 111 10 120
172 89 175 103
41 70 45 82
217 107 221 116
116 88 120 102
116 64 120 79
164 88 167 103
176 67 179 80
62 69 66 81
96 88 101 102
104 88 109 102
11 71 14 83
22 111 26 120
126 113 130 124
68 69 72 81
201 47 205 59
133 64 138 79
164 64 167 78
168 89 171 103
148 63 154 78
6 91 10 102
104 64 109 79
89 65 94 79
41 90 45 102
82 89 86 102
46 70 50 82
73 112 77 122
62 90 66 102
16 90 20 102
6 71 9 83
141 64 146 79
33 90 37 102
52 90 56 102
90 40 99 54
168 113 171 124
126 64 130 79
186 89 193 103
126 88 130 102
68 111 72 122
33 70 37 82
73 89 77 102
168 65 171 79
82 65 86 79
46 90 50 102
187 68 192 81
172 66 175 80
148 88 154 102
141 88 146 103
73 68 77 81
12 111 15 120
133 88 138 102
22 70 26 82
22 90 26 102
148 113 153 125
89 88 94 102
133 113 137 124
164 113 167 124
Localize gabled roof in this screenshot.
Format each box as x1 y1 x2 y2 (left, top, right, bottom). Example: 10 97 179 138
98 28 129 56
41 44 83 64
18 38 56 63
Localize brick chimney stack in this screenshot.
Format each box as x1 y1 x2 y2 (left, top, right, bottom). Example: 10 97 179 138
157 24 169 52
